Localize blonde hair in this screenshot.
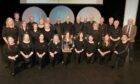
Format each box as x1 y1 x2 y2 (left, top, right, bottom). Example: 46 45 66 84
6 17 15 28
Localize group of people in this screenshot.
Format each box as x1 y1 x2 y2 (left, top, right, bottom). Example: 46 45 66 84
2 12 137 76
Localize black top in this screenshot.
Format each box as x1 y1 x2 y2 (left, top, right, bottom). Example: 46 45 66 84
18 28 30 42
74 39 85 51
89 29 101 43
35 41 47 54
43 28 54 43
30 30 40 44
14 20 21 29
73 22 83 36
114 41 129 55
107 24 114 34
99 23 108 37
62 22 73 35
38 26 45 33
109 27 122 39
5 44 19 57
54 23 63 36
86 21 95 34
98 41 113 52
2 26 18 41
19 42 33 55
85 41 97 53
48 40 61 53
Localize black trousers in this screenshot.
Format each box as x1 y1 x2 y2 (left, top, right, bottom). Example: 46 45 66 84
36 54 45 67
99 53 110 64
8 59 17 74
49 53 62 66
74 52 84 64
22 56 33 68
63 52 71 65
85 53 95 64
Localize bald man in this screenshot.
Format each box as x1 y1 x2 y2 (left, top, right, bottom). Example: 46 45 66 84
122 19 137 62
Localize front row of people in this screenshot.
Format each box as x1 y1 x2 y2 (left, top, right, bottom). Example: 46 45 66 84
3 32 129 76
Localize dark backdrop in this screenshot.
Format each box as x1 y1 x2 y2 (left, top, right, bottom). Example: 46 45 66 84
1 0 139 41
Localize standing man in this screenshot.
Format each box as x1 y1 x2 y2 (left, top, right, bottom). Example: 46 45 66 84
122 18 137 62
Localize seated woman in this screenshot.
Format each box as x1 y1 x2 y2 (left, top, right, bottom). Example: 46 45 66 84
48 34 61 67
4 36 19 76
74 32 85 64
35 33 47 69
62 32 74 65
19 33 34 68
98 34 113 64
111 34 129 68
85 35 97 64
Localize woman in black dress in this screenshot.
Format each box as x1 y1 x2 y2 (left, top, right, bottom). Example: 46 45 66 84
38 18 45 33
74 32 85 64
2 17 18 44
19 33 34 68
62 32 74 65
48 34 62 67
85 35 97 64
4 36 19 76
18 20 30 42
98 34 112 64
111 34 129 68
35 33 47 69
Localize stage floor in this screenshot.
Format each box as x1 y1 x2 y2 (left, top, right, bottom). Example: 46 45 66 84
0 40 140 84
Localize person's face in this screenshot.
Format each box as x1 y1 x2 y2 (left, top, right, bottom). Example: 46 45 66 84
53 35 59 42
39 18 44 25
45 23 50 29
100 18 104 24
88 36 93 41
66 16 71 23
121 35 128 41
24 34 30 41
104 35 110 41
84 16 87 22
46 18 51 23
93 23 99 30
29 16 34 22
14 13 19 20
57 18 61 24
22 21 27 28
109 18 114 25
128 19 133 25
66 32 70 38
89 16 93 21
76 16 81 23
33 24 38 30
8 19 14 27
114 20 119 28
8 37 14 45
79 33 83 38
39 34 44 41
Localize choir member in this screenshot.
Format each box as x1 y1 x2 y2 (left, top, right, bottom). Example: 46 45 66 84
85 35 97 64
99 17 108 37
30 22 40 44
87 16 95 35
38 17 45 33
110 20 122 48
18 20 30 42
111 34 129 68
45 17 54 29
54 18 63 38
74 32 85 64
98 34 112 64
48 34 62 67
107 17 114 34
82 16 88 35
2 17 18 44
73 16 83 36
43 23 54 43
19 33 34 68
4 36 19 76
62 16 73 36
62 32 74 65
122 18 137 62
27 16 35 31
35 33 47 69
14 12 21 29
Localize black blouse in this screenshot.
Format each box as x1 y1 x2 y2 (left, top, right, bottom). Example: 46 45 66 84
85 41 97 53
48 40 61 53
98 42 113 52
74 39 85 51
35 41 47 54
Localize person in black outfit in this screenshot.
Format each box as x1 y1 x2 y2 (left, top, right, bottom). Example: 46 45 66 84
85 35 97 64
74 32 85 64
27 16 35 31
107 17 114 34
48 34 62 67
98 34 113 64
73 16 83 37
2 17 18 44
4 36 19 76
99 17 108 37
111 34 129 68
87 16 95 35
18 20 30 43
62 32 74 65
82 16 88 36
35 33 47 69
19 33 34 68
110 20 122 48
30 22 40 44
38 17 45 33
54 18 63 38
62 16 73 36
14 12 21 29
43 23 54 43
